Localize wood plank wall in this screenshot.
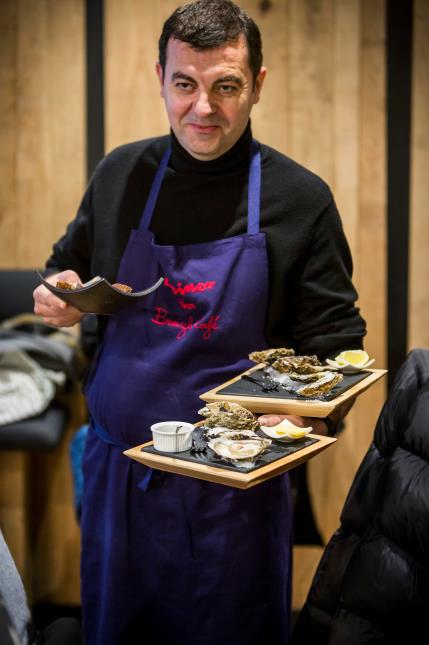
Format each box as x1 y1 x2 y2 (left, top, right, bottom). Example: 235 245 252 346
0 0 427 612
305 0 387 542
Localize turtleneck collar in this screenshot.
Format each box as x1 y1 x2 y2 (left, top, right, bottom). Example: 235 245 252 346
169 121 252 175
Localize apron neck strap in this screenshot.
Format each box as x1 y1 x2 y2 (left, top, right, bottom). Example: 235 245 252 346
139 139 261 234
247 140 261 235
139 145 171 231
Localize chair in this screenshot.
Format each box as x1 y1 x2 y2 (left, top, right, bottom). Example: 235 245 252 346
0 270 69 451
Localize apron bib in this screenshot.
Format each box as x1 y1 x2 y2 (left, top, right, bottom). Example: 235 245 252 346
81 140 292 645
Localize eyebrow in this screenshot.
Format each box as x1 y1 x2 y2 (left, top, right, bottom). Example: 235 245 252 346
216 75 243 86
170 71 243 87
171 71 195 83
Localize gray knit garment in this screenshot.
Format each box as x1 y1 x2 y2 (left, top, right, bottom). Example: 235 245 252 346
0 530 30 645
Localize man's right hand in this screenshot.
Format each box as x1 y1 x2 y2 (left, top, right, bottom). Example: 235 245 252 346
33 270 84 327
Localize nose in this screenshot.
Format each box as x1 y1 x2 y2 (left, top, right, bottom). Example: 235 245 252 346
193 91 216 117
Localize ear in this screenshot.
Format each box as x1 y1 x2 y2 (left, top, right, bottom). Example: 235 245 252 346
155 62 165 98
252 67 267 104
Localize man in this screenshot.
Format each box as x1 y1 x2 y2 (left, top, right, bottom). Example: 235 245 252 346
34 1 365 644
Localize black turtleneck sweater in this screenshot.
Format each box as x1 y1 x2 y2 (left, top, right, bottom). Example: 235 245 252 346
47 124 366 357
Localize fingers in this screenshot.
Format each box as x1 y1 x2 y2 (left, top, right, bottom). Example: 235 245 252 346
43 313 83 328
258 414 286 426
257 414 310 428
35 304 83 328
34 286 66 310
33 285 67 318
33 272 84 328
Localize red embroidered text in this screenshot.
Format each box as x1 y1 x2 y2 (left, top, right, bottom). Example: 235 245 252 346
178 299 196 310
151 307 220 340
164 277 216 296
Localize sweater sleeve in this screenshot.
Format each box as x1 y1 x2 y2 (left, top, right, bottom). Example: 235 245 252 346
45 179 94 283
289 199 366 358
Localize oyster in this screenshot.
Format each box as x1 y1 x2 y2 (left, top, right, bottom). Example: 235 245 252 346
208 435 271 464
198 401 260 431
271 355 323 374
288 371 327 382
297 371 343 397
204 427 258 439
249 348 295 365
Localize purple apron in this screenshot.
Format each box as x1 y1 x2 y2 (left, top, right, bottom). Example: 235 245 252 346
81 140 292 645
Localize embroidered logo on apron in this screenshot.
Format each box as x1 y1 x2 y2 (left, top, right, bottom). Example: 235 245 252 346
150 277 220 340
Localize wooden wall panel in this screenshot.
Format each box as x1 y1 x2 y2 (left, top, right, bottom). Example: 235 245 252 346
30 394 87 605
0 0 18 264
309 0 386 541
0 0 85 269
409 0 429 351
105 0 177 152
0 453 29 580
242 0 289 153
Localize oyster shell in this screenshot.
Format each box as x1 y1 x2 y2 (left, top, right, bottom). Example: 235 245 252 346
208 435 271 464
198 401 260 431
249 348 295 365
271 355 323 374
297 371 343 397
288 371 327 382
205 427 258 439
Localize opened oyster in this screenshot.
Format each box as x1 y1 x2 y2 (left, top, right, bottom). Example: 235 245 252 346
198 402 271 467
208 435 271 466
249 348 295 365
198 401 260 431
288 372 326 382
273 356 321 373
204 427 258 439
296 371 343 397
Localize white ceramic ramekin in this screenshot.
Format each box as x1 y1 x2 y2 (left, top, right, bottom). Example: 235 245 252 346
150 421 194 453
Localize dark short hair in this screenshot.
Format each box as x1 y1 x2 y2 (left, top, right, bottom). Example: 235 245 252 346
158 0 263 84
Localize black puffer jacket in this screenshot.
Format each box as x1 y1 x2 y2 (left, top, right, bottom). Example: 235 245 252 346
291 349 429 644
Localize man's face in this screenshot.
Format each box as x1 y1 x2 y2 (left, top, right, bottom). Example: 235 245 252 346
156 35 266 161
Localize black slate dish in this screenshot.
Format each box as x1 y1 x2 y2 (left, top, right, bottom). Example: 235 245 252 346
217 367 371 402
37 271 164 315
141 426 319 474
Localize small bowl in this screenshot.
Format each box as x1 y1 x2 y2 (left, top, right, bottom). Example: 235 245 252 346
150 421 194 453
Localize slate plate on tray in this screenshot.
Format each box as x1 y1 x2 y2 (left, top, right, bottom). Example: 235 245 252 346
219 367 369 401
37 272 164 315
142 426 319 474
124 427 337 489
199 364 387 418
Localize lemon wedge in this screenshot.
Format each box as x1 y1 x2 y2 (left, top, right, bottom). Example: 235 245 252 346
285 428 309 439
335 349 369 368
260 419 313 441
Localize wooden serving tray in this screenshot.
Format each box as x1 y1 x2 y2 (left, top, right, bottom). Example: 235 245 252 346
124 434 336 490
199 365 387 418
